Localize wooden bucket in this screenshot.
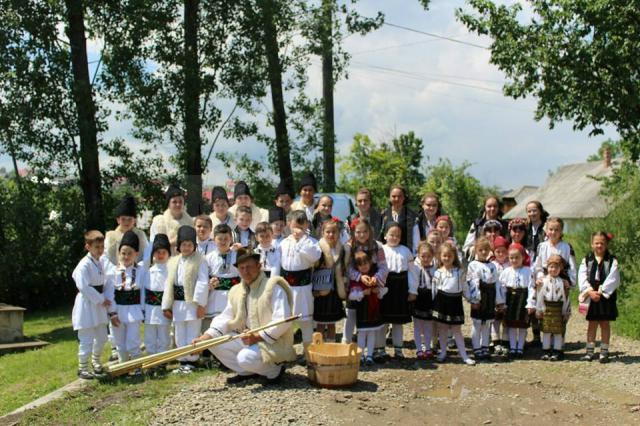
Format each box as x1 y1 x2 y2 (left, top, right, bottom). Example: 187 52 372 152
306 332 361 388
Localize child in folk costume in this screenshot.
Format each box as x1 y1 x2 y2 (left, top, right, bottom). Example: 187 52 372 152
534 217 577 288
435 215 464 266
467 237 503 360
229 181 269 230
268 207 287 246
346 218 389 361
142 234 172 358
413 241 437 360
311 195 350 244
412 192 442 254
578 232 620 363
195 215 216 256
280 210 322 356
536 254 571 361
209 186 234 228
508 217 532 259
255 222 281 278
290 172 317 221
349 251 386 366
380 222 418 359
150 184 194 254
426 229 443 262
274 180 294 216
107 231 146 367
500 243 535 358
491 236 511 355
202 224 239 326
232 205 257 250
432 241 476 365
72 231 113 379
162 226 209 373
105 195 148 266
313 220 350 341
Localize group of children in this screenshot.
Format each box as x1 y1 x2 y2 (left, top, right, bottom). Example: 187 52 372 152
71 179 621 379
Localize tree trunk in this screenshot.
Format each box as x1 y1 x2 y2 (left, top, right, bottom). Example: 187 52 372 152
258 0 294 191
65 0 105 231
321 0 336 192
183 0 203 216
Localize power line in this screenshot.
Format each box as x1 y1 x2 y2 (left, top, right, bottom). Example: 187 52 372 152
350 39 443 56
383 22 489 50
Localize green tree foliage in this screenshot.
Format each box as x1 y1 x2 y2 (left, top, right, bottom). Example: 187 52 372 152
421 159 486 242
586 139 624 162
338 132 426 209
458 0 640 159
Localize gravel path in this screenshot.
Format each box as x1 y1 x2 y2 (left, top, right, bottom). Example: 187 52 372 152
153 311 640 425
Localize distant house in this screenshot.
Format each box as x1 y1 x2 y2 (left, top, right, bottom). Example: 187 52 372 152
502 185 539 214
504 155 617 232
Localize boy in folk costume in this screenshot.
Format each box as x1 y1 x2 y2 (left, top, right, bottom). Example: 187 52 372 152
274 180 294 216
268 206 287 246
142 234 172 358
255 222 282 278
195 214 216 256
104 195 148 266
232 205 257 250
280 210 322 358
161 226 209 373
228 181 268 230
209 186 234 228
536 254 571 361
150 184 194 254
290 172 317 221
72 231 113 379
107 231 146 368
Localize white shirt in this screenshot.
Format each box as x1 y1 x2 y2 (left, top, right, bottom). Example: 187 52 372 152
256 244 282 276
499 266 535 309
280 234 322 272
143 262 170 325
432 267 470 300
383 244 419 294
467 259 501 304
578 256 620 299
536 276 571 316
197 238 217 256
71 254 112 330
198 250 239 316
411 219 435 254
106 263 145 323
534 240 577 285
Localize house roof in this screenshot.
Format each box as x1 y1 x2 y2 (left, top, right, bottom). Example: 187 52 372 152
503 185 539 203
504 160 616 220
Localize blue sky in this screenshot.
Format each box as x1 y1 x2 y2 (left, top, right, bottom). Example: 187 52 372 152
1 0 618 191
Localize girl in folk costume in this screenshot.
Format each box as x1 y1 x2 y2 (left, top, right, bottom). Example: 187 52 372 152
578 232 620 363
268 207 287 246
72 231 113 379
467 237 503 360
536 254 571 361
349 251 386 366
105 195 148 266
255 222 281 277
290 172 317 221
380 222 418 359
150 184 194 255
413 241 437 360
379 185 418 250
228 181 268 230
426 229 443 262
142 234 172 359
107 231 146 368
313 220 350 341
432 241 476 365
508 217 533 260
209 186 234 229
279 210 322 356
348 188 383 240
162 226 209 373
499 243 535 358
463 196 507 262
195 215 216 256
435 215 464 264
346 218 389 360
311 195 350 244
274 180 294 216
525 200 549 263
412 192 443 254
534 217 577 288
491 236 511 355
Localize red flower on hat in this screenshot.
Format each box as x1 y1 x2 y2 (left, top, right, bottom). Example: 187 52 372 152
607 233 614 241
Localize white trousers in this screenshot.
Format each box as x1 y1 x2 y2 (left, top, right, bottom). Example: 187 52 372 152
413 318 433 352
298 320 314 344
174 319 202 362
357 329 376 357
543 333 563 350
112 321 141 362
211 337 281 379
144 324 171 355
77 325 108 365
471 319 493 350
509 327 527 351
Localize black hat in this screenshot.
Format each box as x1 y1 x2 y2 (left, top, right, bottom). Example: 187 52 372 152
165 183 184 203
176 225 197 252
151 234 170 257
119 230 140 252
211 186 229 204
268 207 286 223
275 180 294 198
234 247 261 267
298 172 317 192
114 195 137 218
233 181 252 199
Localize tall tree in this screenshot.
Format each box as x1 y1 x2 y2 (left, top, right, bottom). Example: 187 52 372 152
320 0 336 192
458 0 640 159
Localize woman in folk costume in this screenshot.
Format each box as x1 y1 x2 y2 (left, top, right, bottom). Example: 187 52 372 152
412 192 443 254
578 231 620 363
462 196 508 262
162 226 209 373
348 188 383 240
150 184 194 254
379 185 418 250
290 172 318 222
105 195 148 266
142 234 172 359
228 181 269 230
312 219 350 342
536 254 571 361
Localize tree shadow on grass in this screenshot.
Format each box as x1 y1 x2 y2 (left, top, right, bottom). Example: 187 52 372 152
29 326 76 344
